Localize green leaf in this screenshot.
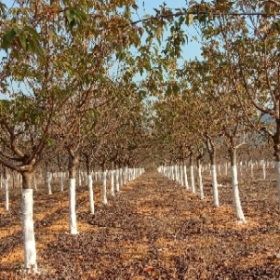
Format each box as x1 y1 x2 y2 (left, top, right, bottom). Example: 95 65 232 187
65 9 87 29
28 37 44 56
18 32 27 51
2 28 17 50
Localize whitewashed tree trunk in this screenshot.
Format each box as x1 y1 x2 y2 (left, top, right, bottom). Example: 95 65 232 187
250 162 254 180
116 169 120 192
110 170 115 197
118 168 122 187
262 161 266 180
125 166 128 184
78 171 82 187
60 172 64 191
183 165 189 189
46 172 52 195
22 188 37 271
171 166 175 181
239 161 243 177
211 165 219 207
174 165 178 182
102 170 108 204
180 165 184 186
69 178 78 234
198 163 204 200
190 165 195 193
231 165 246 222
88 174 94 214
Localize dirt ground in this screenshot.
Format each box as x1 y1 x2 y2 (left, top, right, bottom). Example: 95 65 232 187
1 168 280 279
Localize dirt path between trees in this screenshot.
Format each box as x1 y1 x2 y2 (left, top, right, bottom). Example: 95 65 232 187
1 170 280 279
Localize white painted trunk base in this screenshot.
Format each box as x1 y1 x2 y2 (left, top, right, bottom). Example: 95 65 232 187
190 165 195 193
211 165 219 207
119 169 123 188
110 170 115 197
60 172 64 191
198 165 204 200
102 171 108 204
88 175 94 214
231 165 246 222
78 171 82 187
22 189 37 270
262 161 266 180
69 178 78 234
183 165 189 190
175 165 179 182
250 162 254 180
47 172 52 195
116 169 120 192
239 162 243 176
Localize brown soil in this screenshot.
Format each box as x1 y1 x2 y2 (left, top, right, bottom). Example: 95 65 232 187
1 169 280 279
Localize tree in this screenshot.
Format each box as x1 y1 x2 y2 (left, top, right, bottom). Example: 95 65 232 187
0 0 150 270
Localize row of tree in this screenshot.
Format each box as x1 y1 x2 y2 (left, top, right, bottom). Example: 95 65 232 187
148 0 280 225
1 0 279 274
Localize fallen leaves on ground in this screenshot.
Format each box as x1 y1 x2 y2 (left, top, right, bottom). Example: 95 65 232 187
1 169 280 279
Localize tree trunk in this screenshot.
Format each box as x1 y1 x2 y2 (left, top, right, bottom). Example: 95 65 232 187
110 169 115 197
209 151 219 208
171 165 175 181
262 160 266 180
183 162 189 190
211 164 219 207
190 155 195 193
4 168 9 211
46 171 52 195
174 164 178 183
119 167 123 188
229 147 246 222
124 166 128 184
225 161 228 176
78 169 82 187
22 170 37 271
239 161 243 177
102 164 108 204
197 158 204 200
114 163 120 192
250 161 254 180
60 172 64 191
68 150 79 234
88 173 94 214
86 158 94 214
